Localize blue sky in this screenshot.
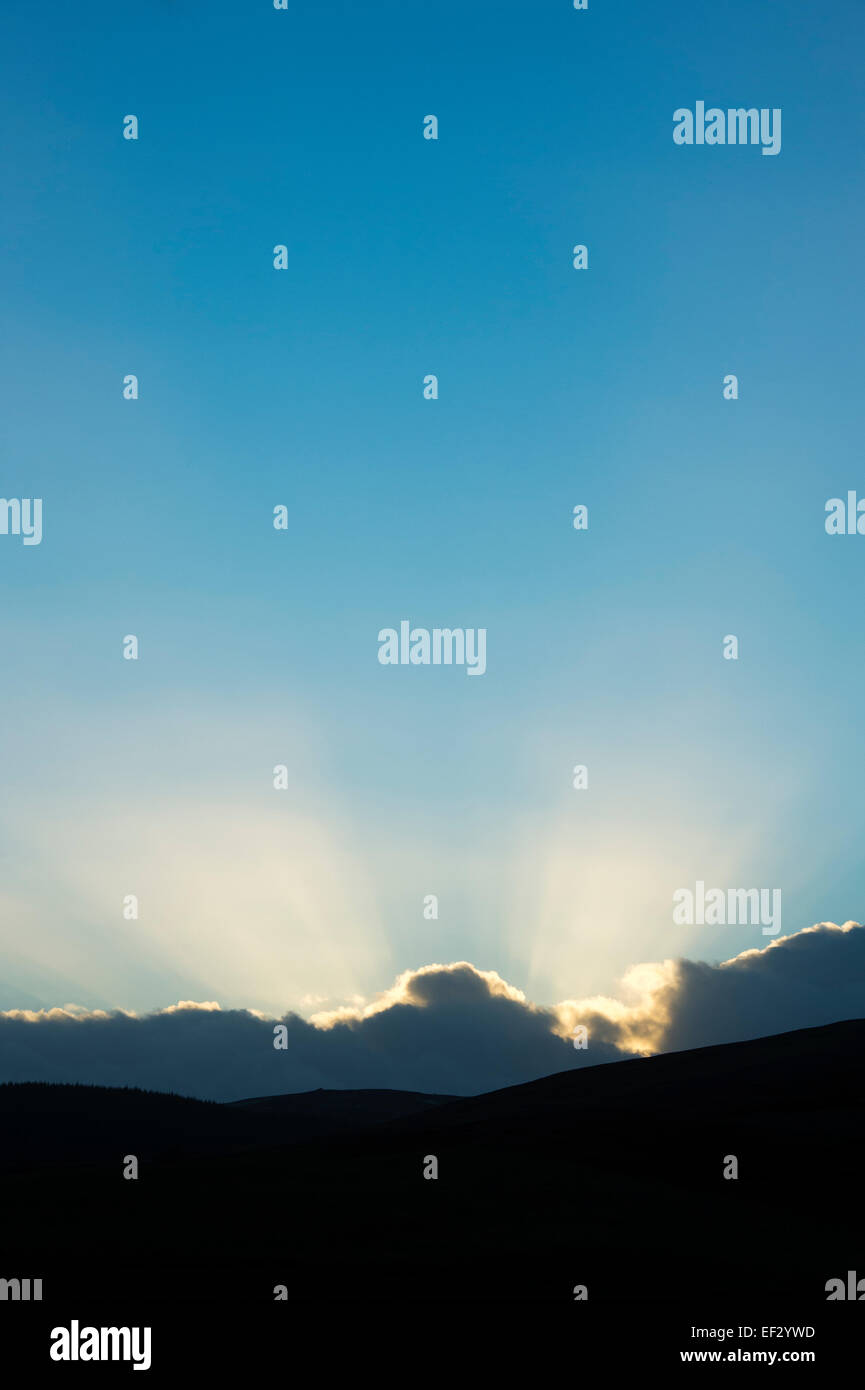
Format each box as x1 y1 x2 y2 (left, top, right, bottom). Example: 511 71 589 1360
1 0 864 1021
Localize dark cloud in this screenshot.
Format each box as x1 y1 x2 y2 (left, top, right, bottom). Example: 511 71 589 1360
0 968 621 1099
656 920 865 1053
0 924 862 1100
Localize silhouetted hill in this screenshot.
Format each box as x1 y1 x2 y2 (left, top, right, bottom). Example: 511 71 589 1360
228 1085 456 1127
1 1019 862 1305
0 1081 456 1164
374 1017 865 1139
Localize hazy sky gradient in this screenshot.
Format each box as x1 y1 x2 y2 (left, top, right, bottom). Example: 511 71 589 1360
1 1 863 1019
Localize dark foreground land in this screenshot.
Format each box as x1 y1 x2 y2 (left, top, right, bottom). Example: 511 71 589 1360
0 1020 862 1307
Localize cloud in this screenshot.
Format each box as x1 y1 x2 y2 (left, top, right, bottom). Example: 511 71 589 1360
308 961 530 1026
652 919 865 1053
0 923 862 1101
0 962 616 1100
559 920 865 1056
